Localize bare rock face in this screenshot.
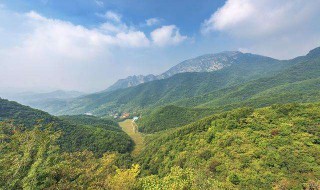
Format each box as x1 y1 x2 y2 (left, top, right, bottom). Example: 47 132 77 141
159 51 241 79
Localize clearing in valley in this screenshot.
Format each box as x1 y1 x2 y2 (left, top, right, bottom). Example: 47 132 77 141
119 119 144 156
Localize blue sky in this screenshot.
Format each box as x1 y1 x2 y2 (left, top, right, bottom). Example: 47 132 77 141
0 0 319 92
2 0 224 34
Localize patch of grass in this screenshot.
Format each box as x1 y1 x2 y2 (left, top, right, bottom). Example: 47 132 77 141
119 119 144 157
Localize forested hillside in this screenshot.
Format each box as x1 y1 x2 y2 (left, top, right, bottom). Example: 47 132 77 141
137 103 320 189
1 103 319 189
137 105 214 133
0 123 138 189
0 98 133 156
136 49 320 133
176 54 320 110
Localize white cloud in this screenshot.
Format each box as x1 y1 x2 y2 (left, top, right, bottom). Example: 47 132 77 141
201 0 320 59
146 18 160 26
116 31 150 47
0 8 188 92
99 22 128 34
151 25 187 47
202 0 320 37
0 10 148 92
103 11 122 23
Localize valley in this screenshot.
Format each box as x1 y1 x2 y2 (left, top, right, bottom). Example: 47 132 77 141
119 119 145 157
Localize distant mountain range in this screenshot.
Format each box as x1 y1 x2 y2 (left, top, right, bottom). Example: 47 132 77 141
24 47 320 117
105 51 246 92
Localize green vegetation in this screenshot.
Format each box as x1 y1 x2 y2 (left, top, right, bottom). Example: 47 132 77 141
138 105 214 133
137 55 320 134
0 98 133 156
176 56 320 110
0 123 138 189
59 114 121 131
1 103 319 189
137 103 320 189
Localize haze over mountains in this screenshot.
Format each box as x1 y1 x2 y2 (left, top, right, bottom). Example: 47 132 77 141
0 90 85 114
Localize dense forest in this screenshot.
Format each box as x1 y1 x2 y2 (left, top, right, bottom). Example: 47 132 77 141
137 103 320 189
137 105 214 133
1 103 319 189
0 98 133 156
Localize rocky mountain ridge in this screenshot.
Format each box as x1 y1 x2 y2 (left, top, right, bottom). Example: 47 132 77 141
105 51 244 91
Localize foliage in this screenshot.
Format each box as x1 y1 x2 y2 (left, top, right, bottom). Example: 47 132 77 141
0 99 133 156
1 102 320 189
59 114 121 131
137 105 214 133
137 103 320 189
0 122 138 190
176 57 320 110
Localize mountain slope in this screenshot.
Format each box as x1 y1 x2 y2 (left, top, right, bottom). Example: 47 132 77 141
133 47 320 133
105 74 158 92
105 51 277 92
137 105 214 133
175 54 320 110
137 103 320 189
0 98 133 156
49 52 287 115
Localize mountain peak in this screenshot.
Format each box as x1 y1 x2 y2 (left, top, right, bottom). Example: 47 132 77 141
159 51 244 78
104 50 276 92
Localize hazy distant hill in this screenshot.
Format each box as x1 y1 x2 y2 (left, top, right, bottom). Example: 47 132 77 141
1 90 85 113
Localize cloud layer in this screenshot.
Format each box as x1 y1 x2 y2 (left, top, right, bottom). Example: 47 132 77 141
202 0 320 37
202 0 320 58
0 7 187 92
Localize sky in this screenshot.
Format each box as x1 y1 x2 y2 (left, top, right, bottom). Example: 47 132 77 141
0 0 320 93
